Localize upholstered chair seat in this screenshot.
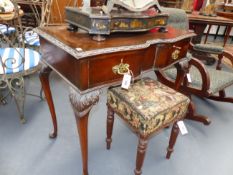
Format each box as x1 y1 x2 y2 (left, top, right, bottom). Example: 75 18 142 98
106 77 189 175
0 48 41 75
0 24 15 35
164 65 233 95
24 31 40 47
193 44 224 54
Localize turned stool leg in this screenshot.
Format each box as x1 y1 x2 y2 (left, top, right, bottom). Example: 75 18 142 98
166 122 179 159
106 106 115 150
134 135 148 175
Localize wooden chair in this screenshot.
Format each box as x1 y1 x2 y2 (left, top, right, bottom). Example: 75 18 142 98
106 77 190 175
158 7 233 125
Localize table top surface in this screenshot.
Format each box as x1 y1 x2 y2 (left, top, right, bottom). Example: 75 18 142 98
36 25 195 55
36 25 194 93
188 13 233 25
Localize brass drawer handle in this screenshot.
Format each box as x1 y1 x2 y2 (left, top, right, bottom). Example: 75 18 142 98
172 49 180 60
112 59 129 75
173 45 182 49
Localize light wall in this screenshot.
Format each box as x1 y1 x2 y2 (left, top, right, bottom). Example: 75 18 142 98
83 0 90 7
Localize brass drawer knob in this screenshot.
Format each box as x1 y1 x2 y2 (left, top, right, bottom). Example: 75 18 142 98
172 49 180 60
112 59 129 75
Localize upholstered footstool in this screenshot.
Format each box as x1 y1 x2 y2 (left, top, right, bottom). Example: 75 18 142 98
106 77 190 175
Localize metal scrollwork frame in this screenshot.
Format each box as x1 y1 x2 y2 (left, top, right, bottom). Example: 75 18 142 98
0 0 41 123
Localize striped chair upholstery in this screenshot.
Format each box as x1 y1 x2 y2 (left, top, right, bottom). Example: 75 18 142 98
24 31 40 47
0 48 41 74
0 24 15 35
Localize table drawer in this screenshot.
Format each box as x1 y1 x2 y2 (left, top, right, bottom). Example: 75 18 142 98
154 38 190 68
89 49 146 88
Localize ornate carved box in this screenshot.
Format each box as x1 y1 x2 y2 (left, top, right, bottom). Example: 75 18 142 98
65 0 168 40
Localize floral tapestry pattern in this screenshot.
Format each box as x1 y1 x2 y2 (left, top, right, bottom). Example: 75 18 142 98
107 78 190 136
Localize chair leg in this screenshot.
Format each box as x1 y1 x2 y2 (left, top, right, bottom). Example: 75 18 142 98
134 135 148 175
166 122 179 159
0 91 8 105
9 78 26 124
214 25 220 40
186 101 211 125
24 76 44 101
204 24 212 44
219 90 226 98
106 105 115 150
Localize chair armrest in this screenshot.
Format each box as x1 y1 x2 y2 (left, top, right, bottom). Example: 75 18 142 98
222 50 233 67
188 57 210 93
